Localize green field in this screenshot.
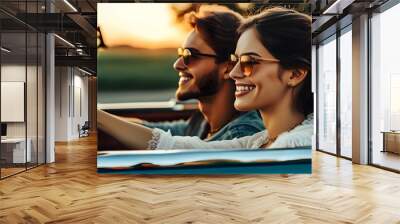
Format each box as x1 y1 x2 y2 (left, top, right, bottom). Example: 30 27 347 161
98 48 179 92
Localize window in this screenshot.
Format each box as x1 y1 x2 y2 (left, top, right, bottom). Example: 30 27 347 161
317 35 337 154
339 27 352 158
370 2 400 171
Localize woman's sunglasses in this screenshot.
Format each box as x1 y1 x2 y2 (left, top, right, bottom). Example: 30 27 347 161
230 54 280 76
178 47 218 66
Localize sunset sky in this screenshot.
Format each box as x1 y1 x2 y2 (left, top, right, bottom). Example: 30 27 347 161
98 3 189 49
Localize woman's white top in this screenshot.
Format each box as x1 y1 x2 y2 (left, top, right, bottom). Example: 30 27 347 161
147 113 314 150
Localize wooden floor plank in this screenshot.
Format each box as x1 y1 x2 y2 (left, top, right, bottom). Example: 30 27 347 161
0 134 399 223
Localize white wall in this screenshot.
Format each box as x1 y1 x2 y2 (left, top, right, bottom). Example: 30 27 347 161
1 65 27 138
55 66 70 141
55 67 89 141
78 74 89 123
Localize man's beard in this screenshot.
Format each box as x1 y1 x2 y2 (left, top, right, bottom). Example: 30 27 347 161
176 68 220 101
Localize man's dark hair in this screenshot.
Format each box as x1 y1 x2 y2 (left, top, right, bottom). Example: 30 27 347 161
238 7 313 116
187 5 243 63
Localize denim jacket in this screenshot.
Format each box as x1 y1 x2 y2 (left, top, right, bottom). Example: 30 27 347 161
143 110 264 141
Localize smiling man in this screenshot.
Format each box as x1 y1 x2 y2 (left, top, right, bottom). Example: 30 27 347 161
140 5 264 141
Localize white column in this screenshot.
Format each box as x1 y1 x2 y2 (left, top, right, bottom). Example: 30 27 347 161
46 33 55 163
352 14 369 164
45 0 55 163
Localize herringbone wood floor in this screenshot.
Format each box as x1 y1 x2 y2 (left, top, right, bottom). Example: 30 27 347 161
1 134 400 224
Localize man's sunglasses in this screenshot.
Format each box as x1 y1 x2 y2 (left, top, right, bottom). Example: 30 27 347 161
230 54 280 77
178 47 218 66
